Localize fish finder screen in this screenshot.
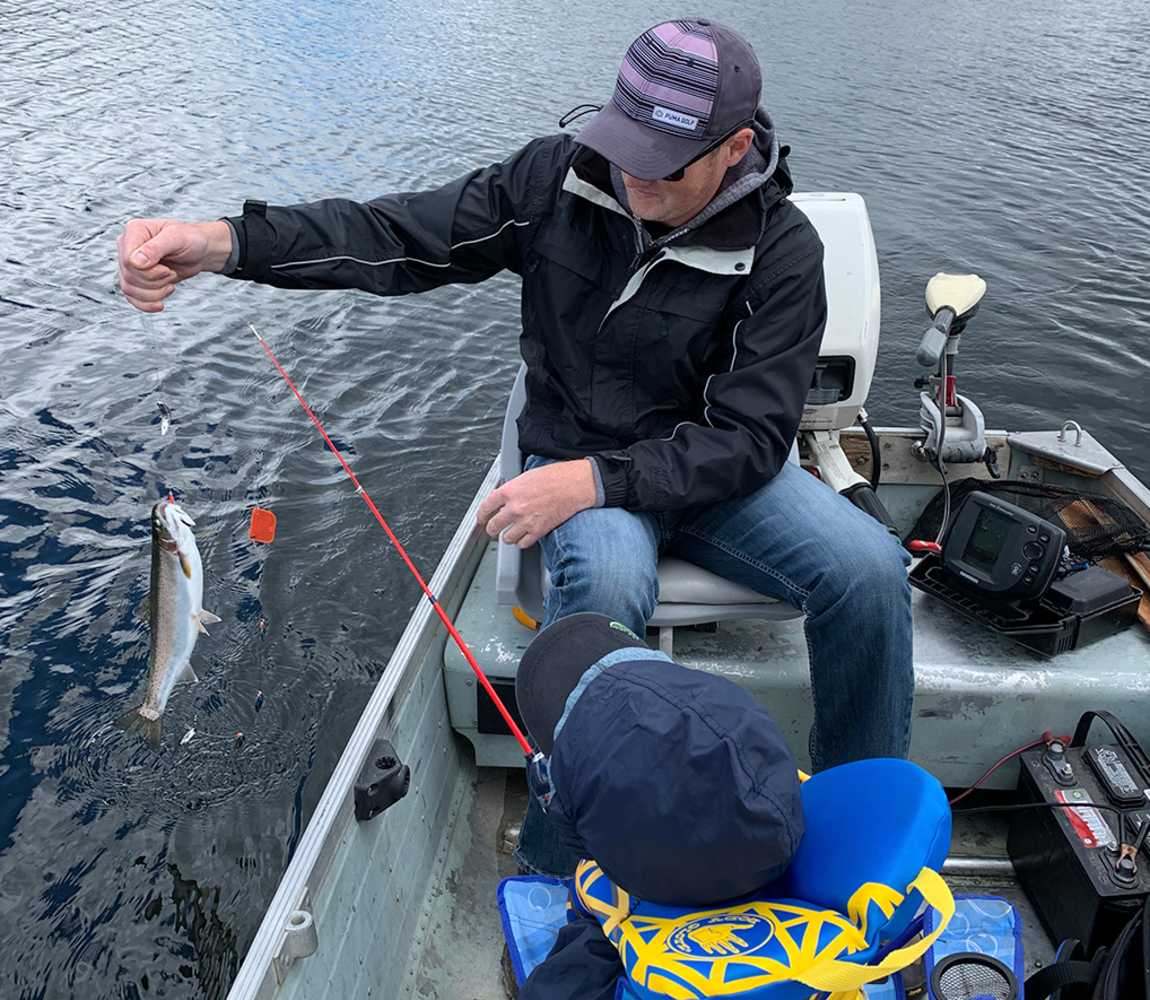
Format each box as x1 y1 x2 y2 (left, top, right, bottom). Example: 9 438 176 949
967 506 1011 572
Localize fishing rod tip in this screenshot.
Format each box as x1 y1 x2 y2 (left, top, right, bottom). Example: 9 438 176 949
247 323 264 341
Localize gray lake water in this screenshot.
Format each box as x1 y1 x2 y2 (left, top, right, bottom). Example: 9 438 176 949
2 0 1148 996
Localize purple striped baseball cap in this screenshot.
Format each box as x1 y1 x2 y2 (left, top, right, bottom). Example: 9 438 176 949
575 19 762 181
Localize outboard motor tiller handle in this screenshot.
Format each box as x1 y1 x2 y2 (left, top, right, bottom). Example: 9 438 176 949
916 305 957 369
803 429 900 536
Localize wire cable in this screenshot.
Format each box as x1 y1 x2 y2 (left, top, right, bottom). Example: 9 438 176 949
859 407 881 491
933 349 951 545
956 800 1131 856
948 737 1048 806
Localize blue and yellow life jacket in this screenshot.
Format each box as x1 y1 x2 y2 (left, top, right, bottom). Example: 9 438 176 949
570 759 954 1000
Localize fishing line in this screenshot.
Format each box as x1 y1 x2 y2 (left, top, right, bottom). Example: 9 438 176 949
138 311 172 434
247 324 533 756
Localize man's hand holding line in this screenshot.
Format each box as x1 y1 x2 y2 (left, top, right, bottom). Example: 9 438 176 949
117 218 234 312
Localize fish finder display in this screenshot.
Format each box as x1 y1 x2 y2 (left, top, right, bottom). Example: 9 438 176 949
966 507 1011 572
940 491 1068 600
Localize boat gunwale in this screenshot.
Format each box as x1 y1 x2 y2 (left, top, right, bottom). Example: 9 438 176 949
226 459 500 1000
1109 465 1150 522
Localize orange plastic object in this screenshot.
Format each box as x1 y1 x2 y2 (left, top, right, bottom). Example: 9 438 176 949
249 507 277 544
512 605 539 631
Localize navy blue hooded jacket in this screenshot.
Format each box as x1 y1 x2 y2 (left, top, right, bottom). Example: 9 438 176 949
517 643 803 999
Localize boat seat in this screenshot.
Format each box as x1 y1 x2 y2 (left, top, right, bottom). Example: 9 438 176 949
494 363 803 654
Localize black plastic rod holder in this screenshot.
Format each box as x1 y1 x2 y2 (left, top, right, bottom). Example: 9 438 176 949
354 738 411 822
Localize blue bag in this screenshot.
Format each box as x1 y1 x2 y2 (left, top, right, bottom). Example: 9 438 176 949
861 977 906 999
923 894 1025 995
498 876 573 984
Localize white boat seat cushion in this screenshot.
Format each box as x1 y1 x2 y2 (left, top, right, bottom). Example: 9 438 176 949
655 556 776 606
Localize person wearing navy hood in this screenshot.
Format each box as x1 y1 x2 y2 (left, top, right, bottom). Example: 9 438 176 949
514 612 804 999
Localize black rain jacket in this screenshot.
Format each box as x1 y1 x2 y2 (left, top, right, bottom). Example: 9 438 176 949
225 112 827 511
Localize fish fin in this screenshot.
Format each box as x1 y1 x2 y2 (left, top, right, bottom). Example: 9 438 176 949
179 553 193 579
135 597 151 623
199 610 222 626
195 615 210 636
115 707 162 749
181 661 200 684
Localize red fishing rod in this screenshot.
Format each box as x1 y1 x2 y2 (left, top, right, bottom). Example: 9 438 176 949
248 324 534 757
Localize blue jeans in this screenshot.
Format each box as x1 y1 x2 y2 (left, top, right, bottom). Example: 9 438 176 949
515 456 914 877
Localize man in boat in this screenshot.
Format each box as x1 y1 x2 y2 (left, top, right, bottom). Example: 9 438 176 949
117 19 912 878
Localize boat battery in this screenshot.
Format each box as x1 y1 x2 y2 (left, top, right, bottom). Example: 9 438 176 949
1007 730 1150 954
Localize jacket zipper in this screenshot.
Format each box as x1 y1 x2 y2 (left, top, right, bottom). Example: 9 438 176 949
630 216 649 266
597 252 666 333
589 239 668 417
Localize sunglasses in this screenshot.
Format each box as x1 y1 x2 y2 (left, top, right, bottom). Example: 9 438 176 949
660 122 752 182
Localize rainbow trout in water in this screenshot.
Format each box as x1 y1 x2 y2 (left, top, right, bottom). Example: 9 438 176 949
117 499 220 747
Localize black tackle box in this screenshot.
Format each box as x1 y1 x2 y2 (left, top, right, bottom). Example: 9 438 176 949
910 559 1142 656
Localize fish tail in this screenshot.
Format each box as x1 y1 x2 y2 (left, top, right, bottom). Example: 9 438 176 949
115 706 162 749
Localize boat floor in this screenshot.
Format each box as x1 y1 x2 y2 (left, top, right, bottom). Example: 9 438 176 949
399 767 1054 1000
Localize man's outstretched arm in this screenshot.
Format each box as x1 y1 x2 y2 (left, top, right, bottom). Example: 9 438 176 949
117 136 570 312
